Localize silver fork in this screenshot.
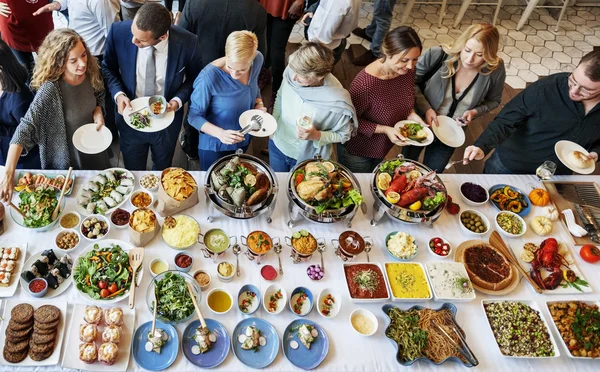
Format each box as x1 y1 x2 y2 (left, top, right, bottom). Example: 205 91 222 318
445 158 468 170
240 115 263 135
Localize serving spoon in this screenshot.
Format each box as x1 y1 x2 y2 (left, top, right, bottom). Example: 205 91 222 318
317 242 326 273
232 243 241 277
274 242 283 276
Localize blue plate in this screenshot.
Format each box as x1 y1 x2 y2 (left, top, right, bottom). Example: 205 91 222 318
182 319 230 368
282 319 329 370
385 232 418 261
488 184 531 217
382 303 475 367
132 320 179 371
231 317 279 369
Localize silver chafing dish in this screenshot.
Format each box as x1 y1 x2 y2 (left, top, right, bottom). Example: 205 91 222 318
286 156 366 229
370 155 448 226
204 150 278 223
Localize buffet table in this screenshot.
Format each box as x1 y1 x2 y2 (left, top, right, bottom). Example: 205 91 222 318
1 170 599 372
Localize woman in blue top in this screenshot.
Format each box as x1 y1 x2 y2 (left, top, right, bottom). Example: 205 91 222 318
188 30 265 170
0 40 40 169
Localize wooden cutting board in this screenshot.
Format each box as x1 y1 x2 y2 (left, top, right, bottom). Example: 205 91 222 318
543 181 599 246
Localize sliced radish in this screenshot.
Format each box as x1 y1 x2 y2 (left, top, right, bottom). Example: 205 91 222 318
144 341 153 352
290 340 299 350
311 328 319 338
259 336 267 346
238 334 247 344
161 331 169 341
208 333 217 343
191 345 201 355
245 327 253 337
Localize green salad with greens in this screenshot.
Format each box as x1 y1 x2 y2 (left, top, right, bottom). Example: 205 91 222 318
153 271 195 322
74 244 134 300
130 111 150 129
18 186 58 228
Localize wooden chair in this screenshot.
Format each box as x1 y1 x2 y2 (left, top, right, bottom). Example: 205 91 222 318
400 0 449 26
453 0 504 27
516 0 571 31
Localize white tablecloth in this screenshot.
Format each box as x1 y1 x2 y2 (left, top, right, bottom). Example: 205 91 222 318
1 171 599 372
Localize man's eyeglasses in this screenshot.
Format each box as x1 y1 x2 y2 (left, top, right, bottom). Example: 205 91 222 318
568 73 596 97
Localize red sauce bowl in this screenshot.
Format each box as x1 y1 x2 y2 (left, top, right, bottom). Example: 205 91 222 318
27 278 48 297
174 253 193 272
261 265 277 281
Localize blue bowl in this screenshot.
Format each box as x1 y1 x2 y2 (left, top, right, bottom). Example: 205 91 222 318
385 232 418 261
238 284 261 315
289 286 313 317
382 303 475 367
26 278 48 298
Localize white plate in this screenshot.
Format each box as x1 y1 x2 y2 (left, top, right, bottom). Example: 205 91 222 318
75 168 135 216
73 239 143 304
554 140 595 174
481 299 561 359
62 303 135 371
19 250 73 299
0 299 68 366
425 262 476 303
383 262 432 302
393 120 434 147
238 109 277 137
545 301 600 359
431 115 465 148
0 243 28 298
343 262 390 303
72 124 113 155
123 97 175 133
508 240 592 294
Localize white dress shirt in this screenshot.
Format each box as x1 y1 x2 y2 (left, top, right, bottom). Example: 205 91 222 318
307 0 361 50
115 35 182 109
57 0 120 57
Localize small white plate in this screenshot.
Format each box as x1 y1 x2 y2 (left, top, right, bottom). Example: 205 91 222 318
19 250 73 299
554 140 595 174
238 109 277 137
0 299 68 366
123 97 175 133
72 124 113 154
0 243 27 298
393 120 434 147
431 115 465 148
62 303 135 371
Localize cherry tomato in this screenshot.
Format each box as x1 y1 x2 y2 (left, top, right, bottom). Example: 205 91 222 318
108 283 118 293
295 173 304 186
100 289 110 298
580 244 600 264
98 280 107 289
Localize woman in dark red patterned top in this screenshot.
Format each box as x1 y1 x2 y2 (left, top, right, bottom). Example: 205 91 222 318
338 26 426 174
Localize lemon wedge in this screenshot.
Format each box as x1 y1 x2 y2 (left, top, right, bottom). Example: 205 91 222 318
386 191 400 204
409 201 422 211
377 173 392 190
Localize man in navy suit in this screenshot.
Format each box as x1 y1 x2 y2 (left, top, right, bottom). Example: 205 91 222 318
102 3 202 170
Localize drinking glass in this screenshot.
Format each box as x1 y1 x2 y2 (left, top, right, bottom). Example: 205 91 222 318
536 161 557 181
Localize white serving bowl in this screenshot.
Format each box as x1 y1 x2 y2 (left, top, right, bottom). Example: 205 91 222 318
80 214 111 242
54 229 81 252
59 211 81 229
458 181 489 207
149 258 169 277
139 173 159 192
216 261 235 282
349 308 378 337
206 288 234 315
317 288 341 319
427 237 452 259
495 211 527 238
129 189 155 209
459 209 490 236
262 284 287 315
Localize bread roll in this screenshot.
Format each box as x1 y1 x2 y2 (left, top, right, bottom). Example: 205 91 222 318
568 150 592 169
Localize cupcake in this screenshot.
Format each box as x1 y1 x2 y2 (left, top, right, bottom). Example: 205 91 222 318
83 305 103 324
79 323 98 342
103 308 123 326
102 325 121 344
98 342 119 365
79 342 98 363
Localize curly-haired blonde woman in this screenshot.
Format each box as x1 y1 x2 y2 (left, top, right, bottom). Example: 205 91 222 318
188 30 265 170
0 29 109 202
403 23 506 173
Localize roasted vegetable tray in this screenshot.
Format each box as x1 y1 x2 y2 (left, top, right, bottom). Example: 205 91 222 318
488 184 531 217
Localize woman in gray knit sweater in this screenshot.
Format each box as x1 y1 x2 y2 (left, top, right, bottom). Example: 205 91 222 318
403 23 506 173
0 29 109 202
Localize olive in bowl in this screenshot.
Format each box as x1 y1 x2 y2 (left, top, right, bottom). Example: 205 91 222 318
459 210 489 235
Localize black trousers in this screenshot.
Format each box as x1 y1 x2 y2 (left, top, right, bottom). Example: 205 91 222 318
266 14 296 94
165 0 186 12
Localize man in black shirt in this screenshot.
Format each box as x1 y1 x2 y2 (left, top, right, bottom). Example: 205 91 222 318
464 50 600 175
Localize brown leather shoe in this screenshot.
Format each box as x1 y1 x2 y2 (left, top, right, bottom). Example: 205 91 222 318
352 50 377 66
351 27 372 42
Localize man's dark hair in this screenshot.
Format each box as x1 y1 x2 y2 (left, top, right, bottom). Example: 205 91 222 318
135 3 171 40
579 50 600 82
0 39 28 93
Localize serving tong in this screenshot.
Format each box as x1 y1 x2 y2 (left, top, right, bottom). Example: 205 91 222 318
431 320 479 366
239 115 263 135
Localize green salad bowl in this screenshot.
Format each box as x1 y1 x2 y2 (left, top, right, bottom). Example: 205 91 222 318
10 186 66 232
146 270 202 324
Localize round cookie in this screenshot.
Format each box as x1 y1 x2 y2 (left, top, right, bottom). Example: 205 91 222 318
29 348 54 362
3 348 28 364
8 319 34 331
31 332 56 345
4 339 29 354
33 305 61 324
6 326 33 339
34 319 60 331
28 339 55 355
33 325 57 335
10 304 34 324
5 333 31 344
